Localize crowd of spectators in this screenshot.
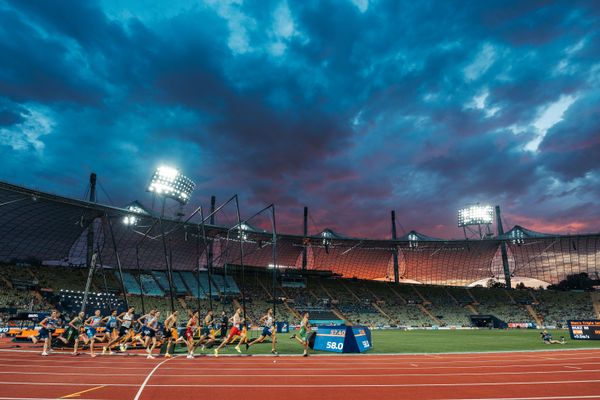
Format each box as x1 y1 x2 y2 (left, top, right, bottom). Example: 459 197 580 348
0 264 597 329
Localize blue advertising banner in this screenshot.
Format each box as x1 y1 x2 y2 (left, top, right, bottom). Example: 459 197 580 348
351 326 372 352
313 326 348 353
276 321 289 333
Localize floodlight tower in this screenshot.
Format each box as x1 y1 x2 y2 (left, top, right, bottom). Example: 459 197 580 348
148 166 196 312
457 204 495 240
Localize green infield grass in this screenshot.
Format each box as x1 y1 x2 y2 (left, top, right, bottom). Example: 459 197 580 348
176 329 600 356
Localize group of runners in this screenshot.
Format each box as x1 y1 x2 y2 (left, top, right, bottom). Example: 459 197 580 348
30 307 312 358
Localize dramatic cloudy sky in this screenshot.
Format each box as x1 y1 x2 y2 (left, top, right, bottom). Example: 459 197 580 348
1 0 599 239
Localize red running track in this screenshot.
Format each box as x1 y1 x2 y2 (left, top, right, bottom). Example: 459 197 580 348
0 348 600 400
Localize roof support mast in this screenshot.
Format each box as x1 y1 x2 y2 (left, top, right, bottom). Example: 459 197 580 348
302 206 308 271
495 205 512 289
391 210 400 283
86 173 97 268
81 173 98 314
207 195 216 311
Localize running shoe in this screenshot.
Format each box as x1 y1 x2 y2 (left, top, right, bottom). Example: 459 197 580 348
234 345 241 353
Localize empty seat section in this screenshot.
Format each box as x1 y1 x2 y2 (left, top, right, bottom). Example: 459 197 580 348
121 272 142 295
179 271 206 298
139 274 164 296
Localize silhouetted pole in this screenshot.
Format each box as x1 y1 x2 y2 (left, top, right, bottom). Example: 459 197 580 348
495 205 512 289
302 206 308 271
391 210 400 283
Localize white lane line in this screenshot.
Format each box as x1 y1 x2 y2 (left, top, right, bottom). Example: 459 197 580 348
2 369 600 378
448 396 600 400
2 349 600 360
0 395 599 400
4 361 600 372
5 353 600 365
4 356 600 367
133 356 176 400
564 366 582 370
1 378 599 388
0 398 106 400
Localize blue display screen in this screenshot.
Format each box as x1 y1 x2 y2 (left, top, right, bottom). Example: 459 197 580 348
352 327 372 352
313 326 347 353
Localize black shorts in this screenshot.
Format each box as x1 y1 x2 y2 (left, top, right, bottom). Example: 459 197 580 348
201 326 211 336
146 329 156 338
163 328 172 339
119 326 130 337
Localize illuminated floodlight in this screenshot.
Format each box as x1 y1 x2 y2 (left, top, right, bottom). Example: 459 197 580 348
408 232 418 248
237 223 251 241
122 204 147 226
148 166 195 205
321 230 333 245
510 228 525 245
122 215 138 226
458 204 494 227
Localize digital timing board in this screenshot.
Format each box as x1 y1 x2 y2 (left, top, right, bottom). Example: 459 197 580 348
567 320 600 340
313 325 372 353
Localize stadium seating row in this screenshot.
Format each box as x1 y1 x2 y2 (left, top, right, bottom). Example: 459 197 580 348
0 264 596 329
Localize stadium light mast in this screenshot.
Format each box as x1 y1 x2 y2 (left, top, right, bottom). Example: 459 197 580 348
495 205 512 289
148 165 196 312
458 204 494 240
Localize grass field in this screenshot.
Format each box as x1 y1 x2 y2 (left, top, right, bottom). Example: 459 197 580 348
186 329 600 356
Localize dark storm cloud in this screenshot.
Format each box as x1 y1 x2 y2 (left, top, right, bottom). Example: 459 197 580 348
0 0 599 238
539 91 600 180
0 7 104 104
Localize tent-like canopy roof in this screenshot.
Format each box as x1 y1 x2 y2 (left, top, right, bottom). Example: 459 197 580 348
1 180 598 286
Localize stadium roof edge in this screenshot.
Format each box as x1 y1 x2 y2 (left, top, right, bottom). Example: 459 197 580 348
1 180 597 242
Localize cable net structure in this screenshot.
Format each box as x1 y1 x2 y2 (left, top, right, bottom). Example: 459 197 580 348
1 181 599 287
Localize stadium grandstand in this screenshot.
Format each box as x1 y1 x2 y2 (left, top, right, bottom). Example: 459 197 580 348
0 179 599 330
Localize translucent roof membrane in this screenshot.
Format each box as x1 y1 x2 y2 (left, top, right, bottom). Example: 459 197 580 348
1 181 598 286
